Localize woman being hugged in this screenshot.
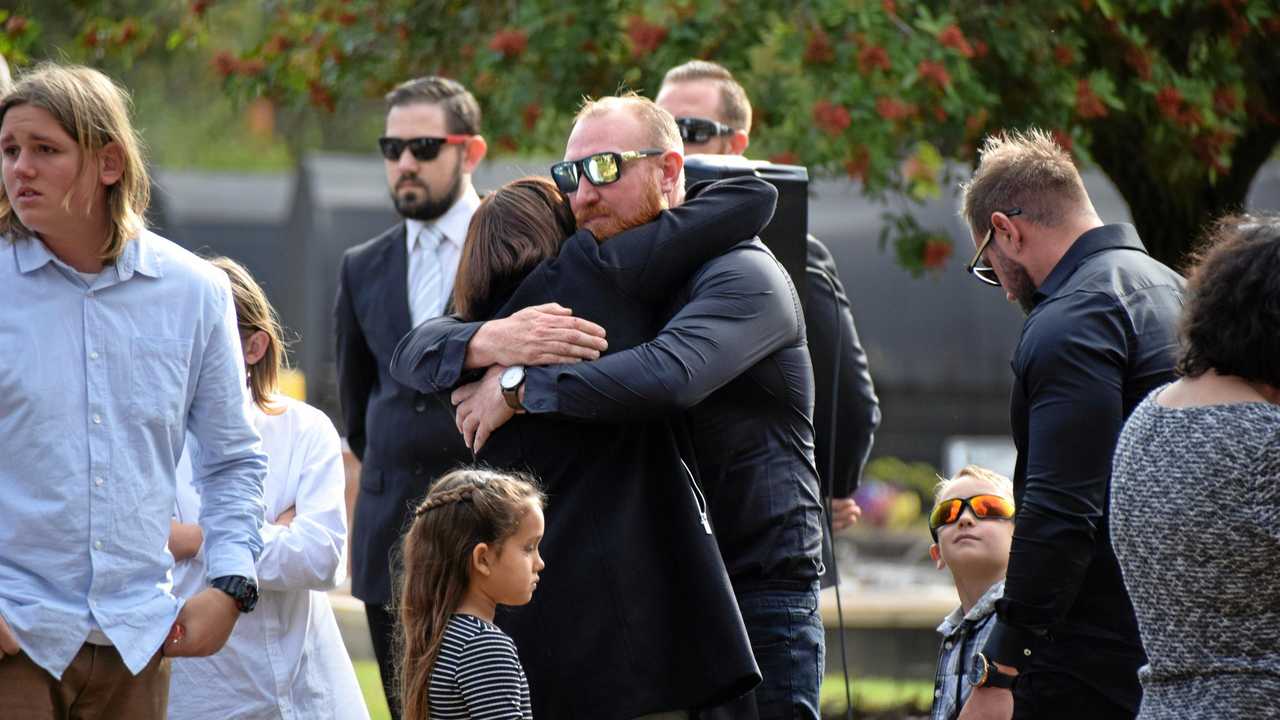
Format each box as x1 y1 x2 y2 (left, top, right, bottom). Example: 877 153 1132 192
1110 214 1280 718
399 469 545 720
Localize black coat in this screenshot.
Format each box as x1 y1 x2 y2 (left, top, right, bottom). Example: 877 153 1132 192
334 223 472 605
391 178 777 720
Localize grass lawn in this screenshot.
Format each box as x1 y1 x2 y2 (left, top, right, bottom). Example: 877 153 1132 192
356 660 929 719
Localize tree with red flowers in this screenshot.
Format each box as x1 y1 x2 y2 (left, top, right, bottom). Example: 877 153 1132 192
17 0 1280 272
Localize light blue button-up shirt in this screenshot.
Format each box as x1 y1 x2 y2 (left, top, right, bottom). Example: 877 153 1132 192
0 230 266 679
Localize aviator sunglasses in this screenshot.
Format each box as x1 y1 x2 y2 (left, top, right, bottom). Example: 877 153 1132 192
550 149 665 194
928 494 1016 541
378 135 472 162
965 207 1023 287
675 116 737 145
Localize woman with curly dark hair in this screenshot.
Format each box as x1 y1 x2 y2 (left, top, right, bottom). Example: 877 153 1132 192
1110 214 1280 719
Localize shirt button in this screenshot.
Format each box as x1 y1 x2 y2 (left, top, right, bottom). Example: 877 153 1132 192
944 641 953 650
94 540 103 550
934 688 942 698
92 414 102 424
89 351 100 360
414 401 426 413
94 476 105 487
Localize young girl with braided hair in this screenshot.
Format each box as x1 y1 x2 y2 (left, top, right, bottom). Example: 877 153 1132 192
398 469 545 720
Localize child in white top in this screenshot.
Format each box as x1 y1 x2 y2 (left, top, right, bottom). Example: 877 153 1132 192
167 257 368 720
399 469 545 720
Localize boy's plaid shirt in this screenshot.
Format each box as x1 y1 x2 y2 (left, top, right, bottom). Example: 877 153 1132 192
930 580 1005 720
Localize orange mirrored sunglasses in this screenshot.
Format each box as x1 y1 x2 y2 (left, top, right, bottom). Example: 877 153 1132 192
929 494 1015 540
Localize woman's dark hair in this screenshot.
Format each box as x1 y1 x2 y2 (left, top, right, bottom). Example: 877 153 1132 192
452 177 575 320
1176 213 1280 388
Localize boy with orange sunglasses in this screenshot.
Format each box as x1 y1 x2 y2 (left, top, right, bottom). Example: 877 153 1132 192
927 465 1017 720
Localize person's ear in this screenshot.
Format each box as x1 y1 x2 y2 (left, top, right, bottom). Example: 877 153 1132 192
930 543 945 570
242 329 270 367
462 135 487 174
658 150 684 196
470 542 494 577
729 130 749 156
990 211 1024 256
98 142 125 187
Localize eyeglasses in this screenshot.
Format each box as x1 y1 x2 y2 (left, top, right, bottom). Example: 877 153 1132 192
674 117 737 145
378 135 471 162
929 494 1015 540
965 207 1023 286
549 149 665 194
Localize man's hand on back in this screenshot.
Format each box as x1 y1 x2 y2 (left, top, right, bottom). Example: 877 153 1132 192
466 303 607 368
829 497 863 532
452 365 516 453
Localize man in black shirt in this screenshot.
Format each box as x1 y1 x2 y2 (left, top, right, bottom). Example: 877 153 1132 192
447 95 826 720
955 129 1184 720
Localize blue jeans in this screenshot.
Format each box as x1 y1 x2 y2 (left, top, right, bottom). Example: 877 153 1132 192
737 586 825 720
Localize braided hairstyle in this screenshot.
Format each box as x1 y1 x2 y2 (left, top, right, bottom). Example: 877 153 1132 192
396 467 544 720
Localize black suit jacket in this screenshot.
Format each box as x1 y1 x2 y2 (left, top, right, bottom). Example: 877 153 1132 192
334 222 471 605
391 178 776 719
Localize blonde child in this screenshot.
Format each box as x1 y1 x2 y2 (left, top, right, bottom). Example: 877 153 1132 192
399 469 545 720
167 257 367 720
927 465 1017 720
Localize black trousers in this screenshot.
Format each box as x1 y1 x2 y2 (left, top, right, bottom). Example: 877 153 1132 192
1013 671 1136 720
366 603 401 720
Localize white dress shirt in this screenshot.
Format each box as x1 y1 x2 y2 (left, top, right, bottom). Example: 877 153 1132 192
168 396 368 720
405 186 480 327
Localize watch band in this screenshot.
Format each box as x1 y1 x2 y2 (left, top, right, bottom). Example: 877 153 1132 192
210 575 259 613
974 653 1017 690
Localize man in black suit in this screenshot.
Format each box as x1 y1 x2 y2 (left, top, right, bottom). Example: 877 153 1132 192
332 76 492 720
655 60 881 534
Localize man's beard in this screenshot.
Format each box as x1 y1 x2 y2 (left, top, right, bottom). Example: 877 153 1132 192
575 180 666 241
996 251 1038 315
391 164 463 221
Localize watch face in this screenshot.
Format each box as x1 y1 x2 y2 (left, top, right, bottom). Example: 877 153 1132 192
967 654 988 687
500 365 524 390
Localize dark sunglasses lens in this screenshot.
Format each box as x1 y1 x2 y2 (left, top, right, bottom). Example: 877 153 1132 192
550 162 579 193
929 499 962 529
378 138 403 161
974 266 1001 286
407 138 445 161
583 153 621 186
970 495 1015 520
677 118 714 144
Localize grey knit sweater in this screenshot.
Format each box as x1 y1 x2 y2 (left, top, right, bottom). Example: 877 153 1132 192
1111 388 1280 719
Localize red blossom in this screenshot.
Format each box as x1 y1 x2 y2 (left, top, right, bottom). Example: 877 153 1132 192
116 20 138 45
1155 86 1183 121
522 102 542 131
1192 131 1234 174
875 97 912 121
263 35 291 57
212 50 237 78
240 58 266 76
1075 79 1108 119
804 29 835 65
1213 87 1240 115
972 40 989 58
882 0 897 17
5 15 28 35
938 24 974 58
1125 46 1152 81
626 16 668 57
917 59 951 90
396 24 410 42
488 28 528 58
857 44 891 75
1054 44 1075 67
845 147 870 182
191 0 213 18
1051 129 1075 154
770 151 800 165
497 135 519 153
932 106 947 122
336 11 358 27
922 240 952 269
812 100 851 137
964 110 988 136
308 81 336 112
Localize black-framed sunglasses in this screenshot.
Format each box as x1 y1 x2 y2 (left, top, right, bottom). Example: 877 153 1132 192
674 116 737 145
928 494 1016 541
378 135 471 162
965 207 1022 286
549 149 665 194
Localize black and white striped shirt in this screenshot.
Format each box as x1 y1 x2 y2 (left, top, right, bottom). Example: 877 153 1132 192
428 614 532 720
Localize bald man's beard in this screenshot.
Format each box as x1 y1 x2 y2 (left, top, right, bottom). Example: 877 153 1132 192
575 181 667 241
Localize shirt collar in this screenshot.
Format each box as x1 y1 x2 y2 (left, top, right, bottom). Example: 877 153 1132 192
937 580 1005 636
1033 223 1147 305
404 185 481 254
12 230 163 280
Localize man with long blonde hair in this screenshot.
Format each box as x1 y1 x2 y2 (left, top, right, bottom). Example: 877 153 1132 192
0 63 267 719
